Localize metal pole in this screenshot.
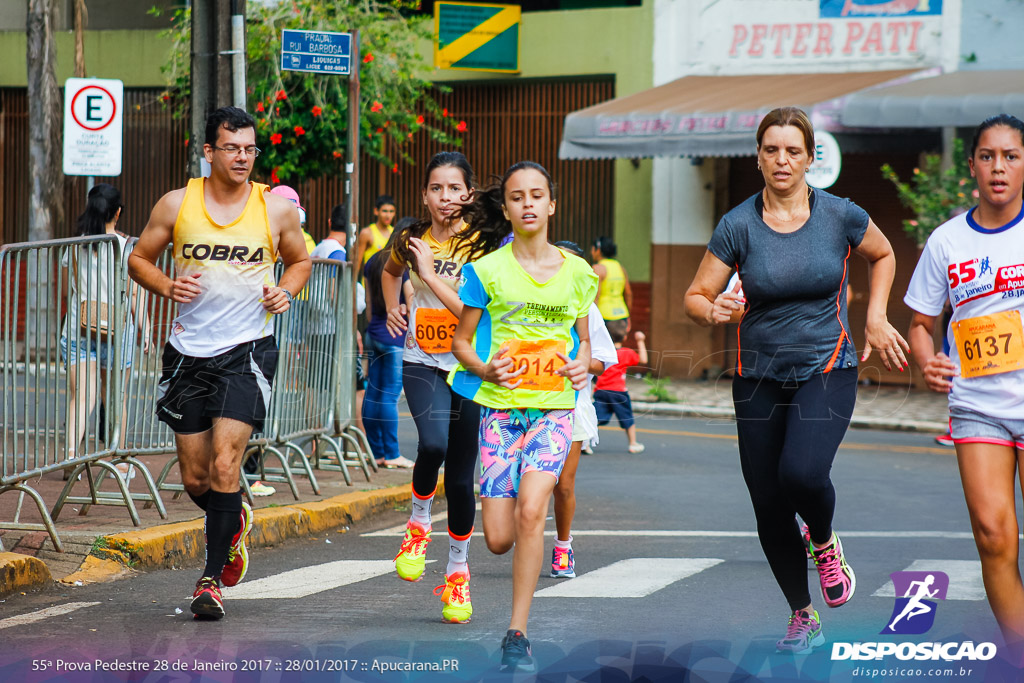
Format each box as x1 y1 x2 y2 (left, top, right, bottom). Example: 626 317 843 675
190 0 212 177
346 31 360 250
230 0 246 109
346 31 361 451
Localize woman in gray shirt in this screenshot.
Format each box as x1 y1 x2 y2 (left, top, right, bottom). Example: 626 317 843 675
684 106 909 655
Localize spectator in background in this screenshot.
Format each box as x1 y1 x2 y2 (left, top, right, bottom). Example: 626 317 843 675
592 327 648 454
361 219 416 468
355 194 397 275
62 183 150 482
591 236 632 340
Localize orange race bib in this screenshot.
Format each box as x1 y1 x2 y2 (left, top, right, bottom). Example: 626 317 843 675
415 308 458 354
953 310 1024 378
503 339 567 392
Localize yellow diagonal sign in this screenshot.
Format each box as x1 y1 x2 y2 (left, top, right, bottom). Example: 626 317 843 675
435 2 521 72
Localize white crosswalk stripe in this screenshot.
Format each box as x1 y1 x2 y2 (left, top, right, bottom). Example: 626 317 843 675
221 560 433 600
365 526 978 539
872 559 986 601
0 602 101 630
535 558 724 598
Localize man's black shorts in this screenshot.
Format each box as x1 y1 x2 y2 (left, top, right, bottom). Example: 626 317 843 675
155 336 278 434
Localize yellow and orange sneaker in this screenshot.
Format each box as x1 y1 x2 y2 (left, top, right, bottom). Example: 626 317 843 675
433 570 472 623
394 520 431 582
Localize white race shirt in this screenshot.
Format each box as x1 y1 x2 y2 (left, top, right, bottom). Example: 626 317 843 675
905 207 1024 419
574 303 619 443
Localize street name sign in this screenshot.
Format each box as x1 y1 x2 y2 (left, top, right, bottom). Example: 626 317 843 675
63 78 123 177
281 29 352 75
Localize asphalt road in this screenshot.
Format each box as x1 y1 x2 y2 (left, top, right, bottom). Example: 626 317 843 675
0 416 1017 682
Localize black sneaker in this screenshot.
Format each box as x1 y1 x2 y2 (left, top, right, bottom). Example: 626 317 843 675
500 629 535 672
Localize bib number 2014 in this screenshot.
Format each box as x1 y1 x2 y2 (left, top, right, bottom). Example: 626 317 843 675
953 310 1024 379
503 339 566 392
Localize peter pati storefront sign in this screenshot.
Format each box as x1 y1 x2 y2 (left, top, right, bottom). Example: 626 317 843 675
700 0 944 69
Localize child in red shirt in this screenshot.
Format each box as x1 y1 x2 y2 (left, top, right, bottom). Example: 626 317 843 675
593 329 648 453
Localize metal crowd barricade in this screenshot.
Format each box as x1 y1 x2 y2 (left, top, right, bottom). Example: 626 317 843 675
243 261 318 500
252 258 372 493
323 259 374 481
55 239 170 520
1 236 164 552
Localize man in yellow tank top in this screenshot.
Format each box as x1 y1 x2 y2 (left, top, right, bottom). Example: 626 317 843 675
354 194 397 275
128 107 311 621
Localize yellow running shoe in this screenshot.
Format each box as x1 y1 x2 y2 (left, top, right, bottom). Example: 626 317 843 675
433 570 472 623
394 520 431 581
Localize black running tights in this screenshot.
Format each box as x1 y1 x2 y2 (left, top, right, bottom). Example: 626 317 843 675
402 362 480 537
732 368 857 611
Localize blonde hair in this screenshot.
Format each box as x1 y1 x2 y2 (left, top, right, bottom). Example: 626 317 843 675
756 107 815 155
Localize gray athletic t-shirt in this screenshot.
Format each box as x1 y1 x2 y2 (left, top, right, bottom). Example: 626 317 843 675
708 189 869 382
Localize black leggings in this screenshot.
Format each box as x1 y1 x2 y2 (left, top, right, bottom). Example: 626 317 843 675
732 368 857 611
403 361 480 537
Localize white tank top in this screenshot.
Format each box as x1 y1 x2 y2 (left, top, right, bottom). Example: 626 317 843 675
391 225 471 371
169 178 277 357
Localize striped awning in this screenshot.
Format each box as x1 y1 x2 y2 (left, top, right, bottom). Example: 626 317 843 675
559 69 922 160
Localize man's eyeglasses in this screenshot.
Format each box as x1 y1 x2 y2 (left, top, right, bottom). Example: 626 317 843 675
213 145 261 158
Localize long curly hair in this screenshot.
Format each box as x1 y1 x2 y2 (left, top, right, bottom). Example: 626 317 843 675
452 160 557 263
391 151 474 268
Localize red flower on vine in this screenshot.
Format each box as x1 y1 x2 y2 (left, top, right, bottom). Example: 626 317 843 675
311 106 322 117
363 53 374 63
270 133 283 145
392 163 398 173
276 90 287 101
333 151 343 158
456 120 467 132
442 108 448 117
256 102 264 112
294 126 306 136
271 166 281 184
416 115 425 125
371 101 383 113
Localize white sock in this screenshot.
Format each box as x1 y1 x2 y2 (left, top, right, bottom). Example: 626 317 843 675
410 489 434 526
555 535 573 551
447 530 471 575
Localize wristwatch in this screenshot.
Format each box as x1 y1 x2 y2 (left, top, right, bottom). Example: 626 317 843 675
280 288 294 303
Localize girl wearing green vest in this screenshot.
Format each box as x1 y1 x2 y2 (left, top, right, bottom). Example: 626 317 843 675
449 161 598 673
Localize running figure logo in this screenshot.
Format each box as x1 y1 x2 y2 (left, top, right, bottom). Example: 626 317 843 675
881 571 949 635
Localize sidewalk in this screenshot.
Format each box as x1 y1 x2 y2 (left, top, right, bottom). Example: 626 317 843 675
0 379 950 597
0 451 419 596
626 375 949 433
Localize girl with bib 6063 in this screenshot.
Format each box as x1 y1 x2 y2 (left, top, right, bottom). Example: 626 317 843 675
382 152 483 625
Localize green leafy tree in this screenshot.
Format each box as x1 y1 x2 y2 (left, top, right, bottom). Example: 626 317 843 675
881 138 977 247
153 0 463 183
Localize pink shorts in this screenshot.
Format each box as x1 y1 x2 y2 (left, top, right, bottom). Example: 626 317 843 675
478 407 574 498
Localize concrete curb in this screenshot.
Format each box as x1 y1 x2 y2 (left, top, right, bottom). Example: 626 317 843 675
94 485 415 574
632 401 947 434
1 483 416 594
0 552 52 597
